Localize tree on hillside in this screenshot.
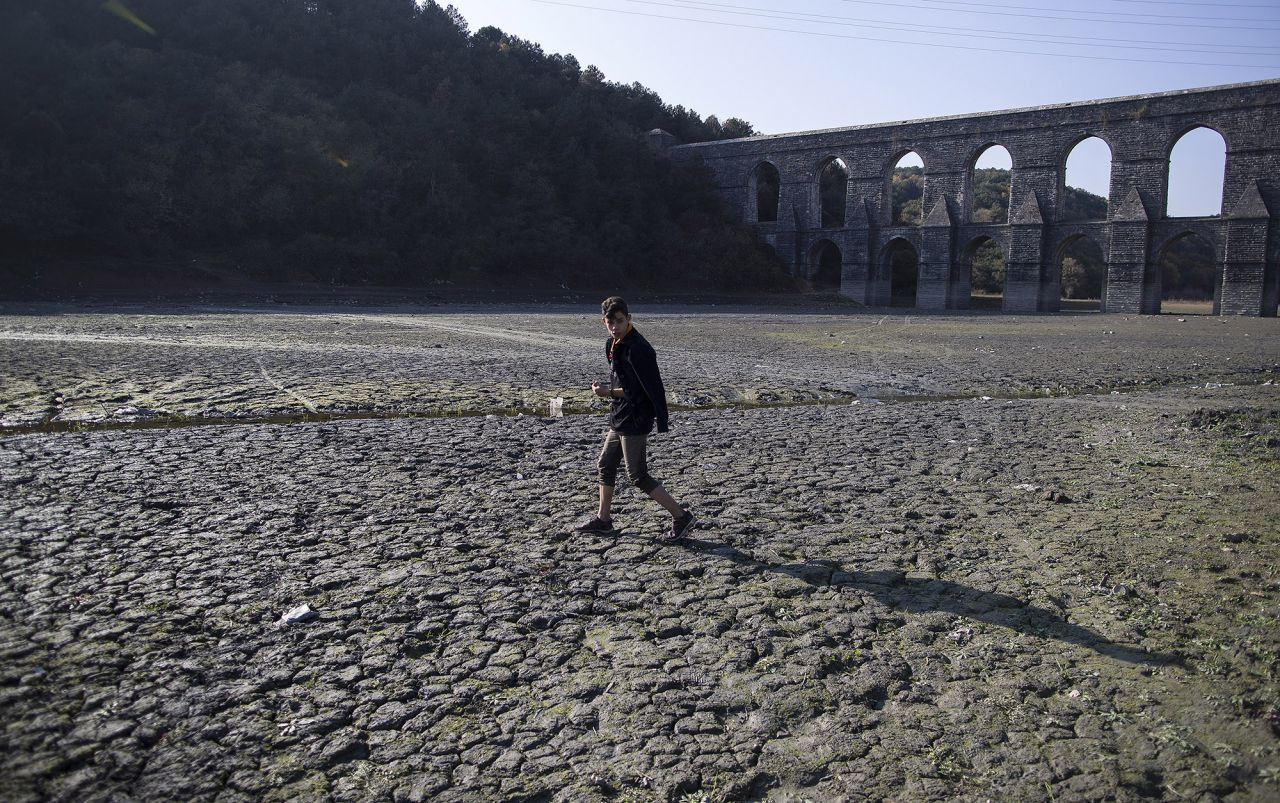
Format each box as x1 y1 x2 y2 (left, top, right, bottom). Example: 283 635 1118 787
0 0 786 292
891 165 923 225
972 168 1009 223
1062 185 1108 221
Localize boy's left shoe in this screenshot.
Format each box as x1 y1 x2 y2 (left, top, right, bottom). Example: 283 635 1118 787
663 510 696 542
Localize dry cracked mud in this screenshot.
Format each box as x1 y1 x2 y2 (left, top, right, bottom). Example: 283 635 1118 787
1 302 1278 801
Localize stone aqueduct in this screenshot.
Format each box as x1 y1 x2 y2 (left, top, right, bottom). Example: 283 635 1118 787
663 80 1280 316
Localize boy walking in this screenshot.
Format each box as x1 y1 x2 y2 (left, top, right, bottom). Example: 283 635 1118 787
575 297 696 542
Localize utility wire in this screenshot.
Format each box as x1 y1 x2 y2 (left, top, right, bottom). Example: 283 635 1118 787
827 0 1280 30
656 0 1280 54
890 0 1280 24
531 0 1280 67
1113 0 1278 7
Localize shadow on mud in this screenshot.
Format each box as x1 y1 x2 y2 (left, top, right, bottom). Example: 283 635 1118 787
677 537 1181 666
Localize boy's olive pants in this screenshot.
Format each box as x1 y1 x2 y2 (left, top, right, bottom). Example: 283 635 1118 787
596 429 659 494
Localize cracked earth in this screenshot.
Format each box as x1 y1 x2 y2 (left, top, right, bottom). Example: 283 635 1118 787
1 301 1277 801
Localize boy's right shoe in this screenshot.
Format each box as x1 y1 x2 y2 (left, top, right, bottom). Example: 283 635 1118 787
574 516 615 533
663 510 696 542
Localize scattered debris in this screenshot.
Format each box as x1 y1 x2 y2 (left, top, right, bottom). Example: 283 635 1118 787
947 626 973 645
278 604 319 627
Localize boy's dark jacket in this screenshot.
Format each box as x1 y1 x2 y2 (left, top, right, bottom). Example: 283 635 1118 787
606 327 669 435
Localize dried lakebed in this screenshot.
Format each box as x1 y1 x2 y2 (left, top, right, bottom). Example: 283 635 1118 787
1 304 1278 801
1 304 1276 428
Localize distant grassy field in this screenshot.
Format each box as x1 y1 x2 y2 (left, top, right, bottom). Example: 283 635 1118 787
970 295 1215 315
1161 298 1215 315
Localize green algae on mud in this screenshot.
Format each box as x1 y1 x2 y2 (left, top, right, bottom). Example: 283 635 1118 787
5 375 1277 439
6 374 1275 439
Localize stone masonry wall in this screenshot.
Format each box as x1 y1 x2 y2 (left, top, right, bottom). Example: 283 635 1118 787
670 80 1280 316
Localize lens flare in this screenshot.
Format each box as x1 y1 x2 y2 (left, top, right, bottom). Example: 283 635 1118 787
101 0 156 35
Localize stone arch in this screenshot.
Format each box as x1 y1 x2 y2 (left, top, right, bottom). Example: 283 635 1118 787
1165 125 1227 218
879 237 919 307
1154 229 1220 313
668 80 1279 316
961 235 1008 308
1060 135 1113 222
748 160 780 224
808 239 842 290
816 156 849 228
967 144 1013 224
1054 233 1107 309
886 149 925 226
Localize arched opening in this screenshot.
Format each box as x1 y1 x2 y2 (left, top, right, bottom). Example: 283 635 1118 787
1157 232 1217 315
967 237 1007 308
1167 127 1226 218
889 151 924 226
818 157 849 228
1062 137 1111 222
809 240 842 290
971 145 1012 224
882 239 918 307
1057 235 1106 311
750 161 779 223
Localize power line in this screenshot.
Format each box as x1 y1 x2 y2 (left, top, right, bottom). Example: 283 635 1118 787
889 0 1280 24
531 0 1280 67
1113 0 1279 7
827 0 1280 30
655 0 1280 55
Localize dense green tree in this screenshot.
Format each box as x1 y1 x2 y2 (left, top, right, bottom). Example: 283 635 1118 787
971 240 1005 296
888 245 918 306
891 165 923 225
0 0 786 291
1160 235 1216 300
1062 185 1108 221
971 168 1009 223
819 159 848 228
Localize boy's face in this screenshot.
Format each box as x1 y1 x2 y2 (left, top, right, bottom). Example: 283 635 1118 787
603 311 631 339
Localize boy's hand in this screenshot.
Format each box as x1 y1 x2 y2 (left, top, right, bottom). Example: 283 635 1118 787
591 381 609 398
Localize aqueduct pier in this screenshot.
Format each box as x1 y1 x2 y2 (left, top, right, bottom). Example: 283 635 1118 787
665 80 1280 316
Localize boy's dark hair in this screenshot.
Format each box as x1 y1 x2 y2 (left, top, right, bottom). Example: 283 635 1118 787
601 296 629 318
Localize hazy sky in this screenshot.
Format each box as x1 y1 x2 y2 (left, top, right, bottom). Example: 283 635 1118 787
443 0 1280 214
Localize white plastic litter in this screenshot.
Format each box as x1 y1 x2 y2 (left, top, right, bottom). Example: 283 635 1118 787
279 604 318 626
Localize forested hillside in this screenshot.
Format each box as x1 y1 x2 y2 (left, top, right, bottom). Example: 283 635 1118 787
0 0 784 292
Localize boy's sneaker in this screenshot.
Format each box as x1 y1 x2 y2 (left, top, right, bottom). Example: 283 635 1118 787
664 510 696 542
575 517 615 533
